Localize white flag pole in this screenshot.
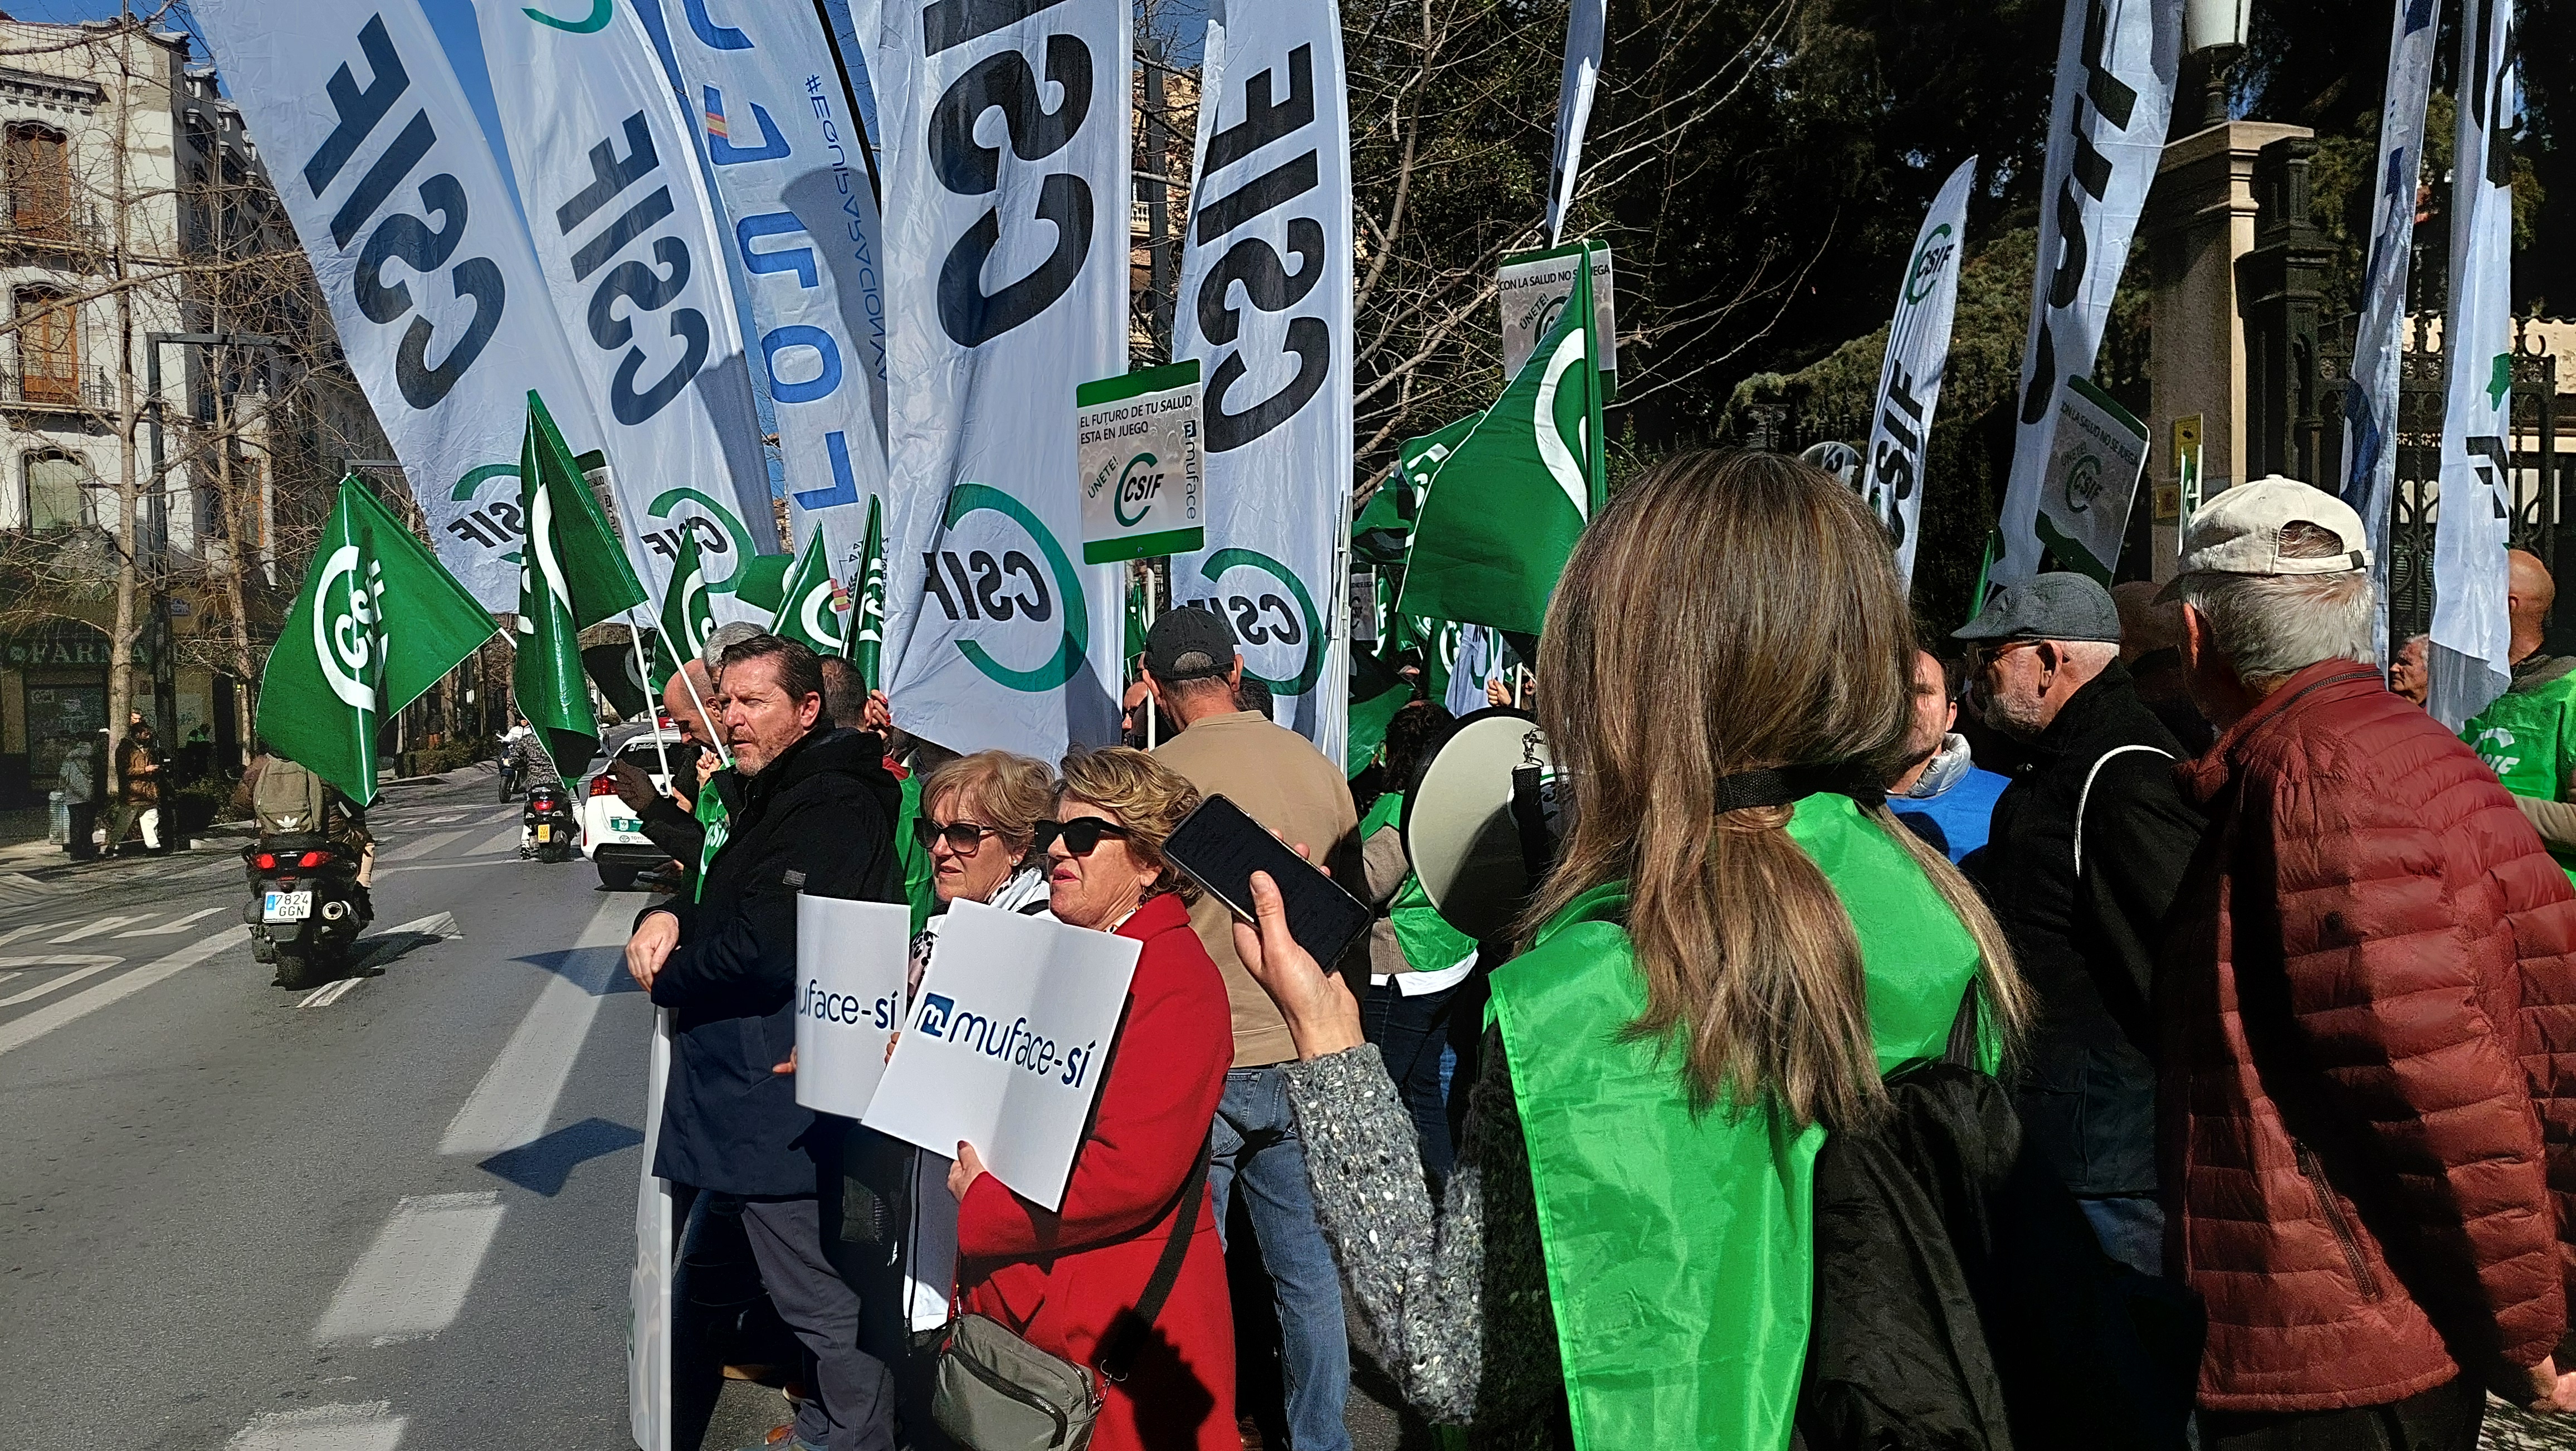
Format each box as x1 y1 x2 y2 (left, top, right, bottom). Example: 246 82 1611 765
622 617 673 787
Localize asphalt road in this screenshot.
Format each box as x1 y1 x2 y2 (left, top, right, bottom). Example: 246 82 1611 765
0 766 665 1450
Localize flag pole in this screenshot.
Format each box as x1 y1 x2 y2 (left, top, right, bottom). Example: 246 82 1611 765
623 615 674 786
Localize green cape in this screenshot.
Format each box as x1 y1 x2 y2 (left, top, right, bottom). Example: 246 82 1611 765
1359 791 1481 975
1487 792 1989 1450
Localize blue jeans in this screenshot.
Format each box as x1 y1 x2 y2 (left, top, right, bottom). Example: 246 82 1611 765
1362 979 1463 1183
1210 1064 1351 1451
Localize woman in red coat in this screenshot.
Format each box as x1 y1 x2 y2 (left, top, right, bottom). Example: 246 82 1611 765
948 747 1237 1451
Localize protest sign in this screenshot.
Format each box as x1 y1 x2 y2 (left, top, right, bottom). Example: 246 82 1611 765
1499 243 1617 397
628 1009 675 1451
1078 363 1206 564
2031 376 2149 583
863 902 1140 1211
793 896 912 1119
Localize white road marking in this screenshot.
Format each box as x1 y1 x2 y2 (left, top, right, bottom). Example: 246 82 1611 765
483 804 521 823
225 1403 407 1451
466 824 524 857
0 956 124 1006
115 906 225 937
378 830 470 863
0 871 61 895
299 976 365 1009
436 896 630 1157
418 811 470 825
311 1191 505 1346
0 921 70 948
377 858 520 877
0 927 247 1058
48 914 145 943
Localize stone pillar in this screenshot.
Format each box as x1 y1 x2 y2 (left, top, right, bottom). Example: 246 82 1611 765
2141 119 2311 580
2238 135 2332 485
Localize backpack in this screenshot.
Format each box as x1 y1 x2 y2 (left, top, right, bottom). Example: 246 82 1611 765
252 758 333 836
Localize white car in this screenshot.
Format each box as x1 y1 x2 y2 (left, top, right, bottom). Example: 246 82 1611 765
579 727 690 890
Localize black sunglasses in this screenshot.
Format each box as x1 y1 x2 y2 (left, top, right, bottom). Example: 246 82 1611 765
914 817 1003 853
1032 816 1134 857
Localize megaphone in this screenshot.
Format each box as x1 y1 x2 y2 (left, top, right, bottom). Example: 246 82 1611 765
1399 708 1559 942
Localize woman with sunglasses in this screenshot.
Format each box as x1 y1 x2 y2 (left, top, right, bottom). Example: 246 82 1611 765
947 747 1240 1451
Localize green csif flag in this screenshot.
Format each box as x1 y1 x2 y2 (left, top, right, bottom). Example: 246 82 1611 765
258 476 497 806
514 392 645 778
1356 412 1482 568
1400 245 1606 636
653 526 715 693
850 493 887 688
771 528 848 657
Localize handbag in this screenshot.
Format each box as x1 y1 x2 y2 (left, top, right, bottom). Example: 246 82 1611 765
931 1145 1212 1451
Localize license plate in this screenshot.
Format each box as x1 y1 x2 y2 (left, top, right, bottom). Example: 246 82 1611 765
263 889 312 923
611 817 642 834
535 824 552 841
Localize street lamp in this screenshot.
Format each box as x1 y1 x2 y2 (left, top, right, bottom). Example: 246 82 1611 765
2184 0 2253 130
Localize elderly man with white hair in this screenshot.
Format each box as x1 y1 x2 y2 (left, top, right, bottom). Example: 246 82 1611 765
1955 570 2205 1278
2158 476 2576 1447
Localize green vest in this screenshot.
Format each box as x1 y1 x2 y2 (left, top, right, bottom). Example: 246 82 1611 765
1359 792 1481 975
893 770 937 934
2465 661 2576 875
1486 792 1989 1451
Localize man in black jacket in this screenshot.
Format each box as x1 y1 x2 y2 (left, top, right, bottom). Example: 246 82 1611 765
625 633 904 1451
611 659 722 885
1958 573 2205 1278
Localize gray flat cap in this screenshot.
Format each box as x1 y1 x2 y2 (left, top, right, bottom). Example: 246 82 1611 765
1953 572 2123 644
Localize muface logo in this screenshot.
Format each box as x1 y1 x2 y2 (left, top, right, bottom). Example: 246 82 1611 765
1188 548 1324 695
918 991 955 1038
918 483 1089 693
800 976 899 1031
314 543 387 712
915 990 1100 1089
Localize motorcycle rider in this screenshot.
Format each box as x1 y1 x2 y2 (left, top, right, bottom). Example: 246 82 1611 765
240 746 374 900
513 725 568 855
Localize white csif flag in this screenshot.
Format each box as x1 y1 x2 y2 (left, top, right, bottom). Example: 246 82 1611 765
2338 0 2438 661
1170 0 1354 763
468 0 781 623
2427 0 2520 729
877 0 1131 759
1864 156 1974 588
662 0 892 601
188 2 608 610
1992 0 2176 588
1543 0 1606 247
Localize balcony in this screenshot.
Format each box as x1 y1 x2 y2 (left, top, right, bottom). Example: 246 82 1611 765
0 365 113 415
0 192 109 256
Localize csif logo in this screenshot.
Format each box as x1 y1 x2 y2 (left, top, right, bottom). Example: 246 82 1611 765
643 487 760 592
1904 223 1957 306
801 976 900 1031
914 991 1099 1089
1183 549 1324 695
919 483 1089 693
313 544 387 712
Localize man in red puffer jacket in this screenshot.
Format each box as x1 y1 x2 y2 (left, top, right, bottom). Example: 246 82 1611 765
2162 477 2576 1450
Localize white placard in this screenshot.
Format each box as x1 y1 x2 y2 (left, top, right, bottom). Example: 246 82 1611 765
863 901 1140 1212
1078 361 1204 564
1499 243 1617 388
628 1008 674 1451
793 895 912 1118
2032 375 2150 583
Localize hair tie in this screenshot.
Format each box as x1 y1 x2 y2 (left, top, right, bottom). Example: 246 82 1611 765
1711 763 1886 815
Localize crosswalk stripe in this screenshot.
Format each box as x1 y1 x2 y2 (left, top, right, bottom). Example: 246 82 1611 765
378 829 469 863
225 1403 407 1451
437 896 630 1157
466 825 524 857
311 1191 506 1346
0 927 247 1058
0 921 70 948
0 956 124 1007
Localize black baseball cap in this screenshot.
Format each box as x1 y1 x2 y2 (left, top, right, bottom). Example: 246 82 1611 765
1144 606 1239 681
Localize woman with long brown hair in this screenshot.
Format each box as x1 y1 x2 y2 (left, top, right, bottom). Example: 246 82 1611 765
1234 450 2027 1449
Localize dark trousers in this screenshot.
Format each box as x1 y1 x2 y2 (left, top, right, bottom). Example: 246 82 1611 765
741 1195 897 1451
1362 977 1466 1182
64 802 98 859
2201 1377 2485 1451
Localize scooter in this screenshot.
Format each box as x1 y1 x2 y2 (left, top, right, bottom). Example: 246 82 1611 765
523 783 576 863
243 833 371 990
497 757 520 802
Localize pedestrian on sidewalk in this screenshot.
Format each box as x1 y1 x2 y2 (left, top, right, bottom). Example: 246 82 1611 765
623 634 907 1451
1144 606 1363 1451
106 719 164 856
1958 572 2204 1276
2161 478 2576 1448
58 734 101 860
1227 450 2027 1449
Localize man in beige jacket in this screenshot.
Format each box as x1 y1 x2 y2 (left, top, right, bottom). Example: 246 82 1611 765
1145 606 1360 1451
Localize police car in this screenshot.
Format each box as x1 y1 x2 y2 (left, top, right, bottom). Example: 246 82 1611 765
579 726 691 891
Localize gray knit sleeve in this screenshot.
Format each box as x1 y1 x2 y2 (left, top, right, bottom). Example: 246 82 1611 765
1280 1036 1561 1435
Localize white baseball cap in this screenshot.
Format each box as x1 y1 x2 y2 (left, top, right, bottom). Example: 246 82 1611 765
2172 475 2372 581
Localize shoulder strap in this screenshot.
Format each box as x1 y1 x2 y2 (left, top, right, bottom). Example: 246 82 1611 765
1095 1138 1212 1382
1943 981 1983 1070
2072 744 2173 878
